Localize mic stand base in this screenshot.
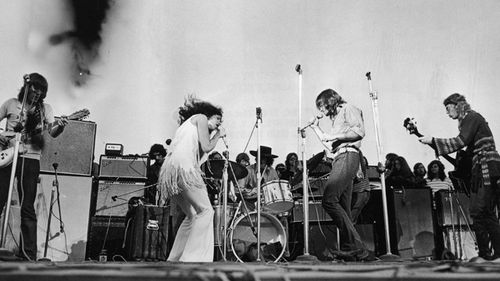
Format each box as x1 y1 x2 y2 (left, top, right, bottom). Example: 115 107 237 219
378 253 401 261
37 257 52 262
295 253 320 263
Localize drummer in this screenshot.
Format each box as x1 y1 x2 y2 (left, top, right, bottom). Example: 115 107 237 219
238 145 280 210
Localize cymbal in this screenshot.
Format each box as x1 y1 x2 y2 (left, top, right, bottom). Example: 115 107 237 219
201 159 248 180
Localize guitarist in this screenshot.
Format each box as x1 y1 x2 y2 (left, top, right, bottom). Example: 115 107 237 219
309 89 370 261
419 93 500 260
0 73 67 261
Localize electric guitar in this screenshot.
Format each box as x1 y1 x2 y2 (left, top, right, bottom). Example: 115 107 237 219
0 109 90 168
403 117 472 192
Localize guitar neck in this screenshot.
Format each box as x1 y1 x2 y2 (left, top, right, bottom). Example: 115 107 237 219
409 128 456 167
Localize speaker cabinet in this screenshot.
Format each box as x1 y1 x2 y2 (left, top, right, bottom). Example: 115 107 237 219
292 201 331 223
94 181 145 217
393 187 435 259
99 155 149 180
85 216 126 261
40 119 96 176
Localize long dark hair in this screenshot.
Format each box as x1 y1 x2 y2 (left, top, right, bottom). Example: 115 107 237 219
178 96 223 125
17 73 48 150
427 160 447 181
285 152 298 170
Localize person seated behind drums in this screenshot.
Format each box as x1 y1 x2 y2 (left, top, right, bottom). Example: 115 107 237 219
279 152 302 182
235 152 250 167
238 146 279 209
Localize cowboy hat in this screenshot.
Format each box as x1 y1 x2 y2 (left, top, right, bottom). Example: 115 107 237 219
249 146 278 158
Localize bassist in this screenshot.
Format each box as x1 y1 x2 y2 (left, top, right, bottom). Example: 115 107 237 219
419 93 500 260
0 73 67 261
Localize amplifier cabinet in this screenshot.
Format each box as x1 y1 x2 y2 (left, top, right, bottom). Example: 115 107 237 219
292 201 331 223
40 119 96 176
95 181 146 217
86 216 126 261
99 155 149 180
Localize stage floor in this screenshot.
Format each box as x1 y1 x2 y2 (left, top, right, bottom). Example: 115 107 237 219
1 259 500 281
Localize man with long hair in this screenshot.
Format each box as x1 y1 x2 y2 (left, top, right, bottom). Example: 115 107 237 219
310 89 370 261
420 93 500 260
0 73 67 261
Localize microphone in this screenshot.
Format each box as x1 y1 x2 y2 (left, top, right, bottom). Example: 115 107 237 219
111 196 118 201
49 232 60 241
219 126 229 149
300 114 324 131
256 107 262 121
23 74 31 83
295 64 302 74
53 163 59 170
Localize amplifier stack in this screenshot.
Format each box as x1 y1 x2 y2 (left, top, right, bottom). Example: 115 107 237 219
86 154 151 261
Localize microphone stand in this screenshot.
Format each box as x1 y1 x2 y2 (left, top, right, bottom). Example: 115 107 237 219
0 79 30 259
39 163 63 261
294 65 319 263
255 107 262 262
366 72 399 261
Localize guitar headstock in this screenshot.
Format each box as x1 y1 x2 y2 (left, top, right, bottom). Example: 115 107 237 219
64 109 90 121
403 117 420 136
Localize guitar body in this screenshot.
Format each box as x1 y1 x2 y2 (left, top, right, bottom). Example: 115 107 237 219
0 147 15 168
0 108 90 169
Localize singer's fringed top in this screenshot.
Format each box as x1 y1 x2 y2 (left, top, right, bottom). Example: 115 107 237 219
158 116 206 204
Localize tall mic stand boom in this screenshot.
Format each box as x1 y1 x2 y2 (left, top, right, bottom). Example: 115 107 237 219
366 72 399 261
0 79 31 259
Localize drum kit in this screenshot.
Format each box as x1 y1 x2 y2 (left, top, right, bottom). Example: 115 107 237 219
202 160 298 262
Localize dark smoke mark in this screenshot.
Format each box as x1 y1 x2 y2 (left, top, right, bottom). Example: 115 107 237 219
49 0 114 86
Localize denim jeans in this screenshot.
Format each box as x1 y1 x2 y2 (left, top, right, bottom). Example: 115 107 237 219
322 152 366 251
0 157 40 260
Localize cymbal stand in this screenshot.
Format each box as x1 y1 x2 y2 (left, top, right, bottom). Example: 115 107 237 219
366 72 399 260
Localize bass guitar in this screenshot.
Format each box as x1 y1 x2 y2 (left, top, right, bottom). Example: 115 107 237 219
403 117 472 194
0 109 90 168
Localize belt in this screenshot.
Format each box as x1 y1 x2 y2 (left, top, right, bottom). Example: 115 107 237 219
330 146 359 160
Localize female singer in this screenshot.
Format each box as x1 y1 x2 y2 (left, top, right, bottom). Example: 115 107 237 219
158 96 225 262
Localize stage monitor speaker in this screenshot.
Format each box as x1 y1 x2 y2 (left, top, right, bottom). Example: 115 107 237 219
95 181 145 217
85 216 126 261
99 155 149 180
393 187 435 259
40 119 96 176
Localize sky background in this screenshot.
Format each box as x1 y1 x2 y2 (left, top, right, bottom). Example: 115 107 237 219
2 0 500 172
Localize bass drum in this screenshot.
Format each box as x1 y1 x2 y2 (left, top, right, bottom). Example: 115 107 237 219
229 212 286 262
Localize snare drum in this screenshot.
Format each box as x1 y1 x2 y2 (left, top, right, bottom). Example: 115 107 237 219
261 180 294 213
